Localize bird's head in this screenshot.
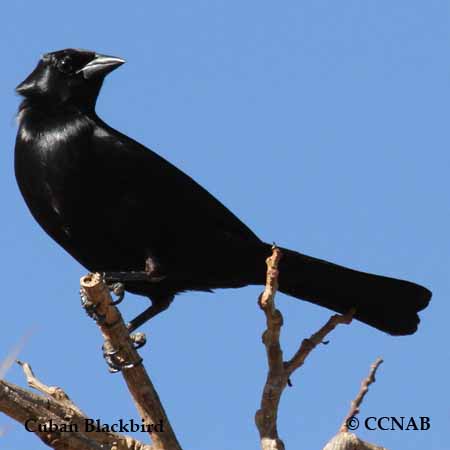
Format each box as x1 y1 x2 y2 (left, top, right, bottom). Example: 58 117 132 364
16 48 125 110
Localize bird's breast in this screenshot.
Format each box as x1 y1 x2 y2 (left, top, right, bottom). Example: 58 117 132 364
15 112 93 244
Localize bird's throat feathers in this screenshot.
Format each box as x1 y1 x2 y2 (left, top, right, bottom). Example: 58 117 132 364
17 100 92 147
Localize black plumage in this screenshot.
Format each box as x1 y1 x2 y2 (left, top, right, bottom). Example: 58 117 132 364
15 49 431 334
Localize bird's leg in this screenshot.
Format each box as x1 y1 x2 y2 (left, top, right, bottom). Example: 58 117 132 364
107 282 125 305
127 295 174 332
103 256 166 284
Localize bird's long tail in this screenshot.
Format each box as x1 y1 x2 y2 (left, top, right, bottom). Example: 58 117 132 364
269 245 431 335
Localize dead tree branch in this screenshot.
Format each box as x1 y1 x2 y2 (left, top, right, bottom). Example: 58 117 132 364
255 247 386 450
340 357 384 433
0 363 153 450
323 357 386 450
0 254 391 450
255 247 355 450
0 273 182 450
323 432 387 450
80 273 182 450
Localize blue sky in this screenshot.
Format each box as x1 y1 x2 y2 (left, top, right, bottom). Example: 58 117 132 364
0 1 448 449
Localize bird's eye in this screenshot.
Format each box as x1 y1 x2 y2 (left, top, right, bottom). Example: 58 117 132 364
57 56 74 74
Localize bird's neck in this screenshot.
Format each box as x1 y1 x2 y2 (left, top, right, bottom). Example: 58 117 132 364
18 96 99 122
16 99 95 147
17 98 96 129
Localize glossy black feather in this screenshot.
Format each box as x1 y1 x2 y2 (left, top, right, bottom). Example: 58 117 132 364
15 49 431 334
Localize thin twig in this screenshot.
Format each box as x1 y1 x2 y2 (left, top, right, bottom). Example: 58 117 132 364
340 357 384 433
285 309 354 376
0 332 33 380
17 360 84 415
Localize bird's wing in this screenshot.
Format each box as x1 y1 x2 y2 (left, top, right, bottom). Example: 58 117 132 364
89 119 261 244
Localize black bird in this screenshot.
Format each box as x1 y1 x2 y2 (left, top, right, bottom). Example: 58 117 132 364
15 49 431 335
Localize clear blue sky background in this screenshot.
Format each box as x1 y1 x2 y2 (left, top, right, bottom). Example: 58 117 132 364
0 1 447 449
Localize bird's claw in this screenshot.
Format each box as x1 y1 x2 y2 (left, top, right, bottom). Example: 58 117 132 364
80 287 106 324
102 340 143 373
130 332 147 350
107 282 125 305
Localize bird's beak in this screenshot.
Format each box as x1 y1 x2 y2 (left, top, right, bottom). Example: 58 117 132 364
78 53 125 79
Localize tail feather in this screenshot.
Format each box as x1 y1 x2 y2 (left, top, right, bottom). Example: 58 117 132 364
275 246 431 335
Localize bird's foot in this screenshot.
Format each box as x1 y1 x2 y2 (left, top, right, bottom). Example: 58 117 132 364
80 287 106 324
107 282 125 306
130 332 147 349
102 335 146 373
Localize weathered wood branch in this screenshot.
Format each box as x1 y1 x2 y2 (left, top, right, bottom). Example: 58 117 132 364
285 310 354 376
324 357 386 450
80 273 183 450
255 247 386 450
340 357 384 433
0 364 153 450
0 273 182 450
323 432 387 450
0 255 391 450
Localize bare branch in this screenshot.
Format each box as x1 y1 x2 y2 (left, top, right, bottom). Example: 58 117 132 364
340 357 384 433
255 247 286 450
0 332 33 380
17 360 85 416
0 255 389 450
285 310 354 376
80 273 182 450
0 375 153 450
323 432 387 450
255 247 355 450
